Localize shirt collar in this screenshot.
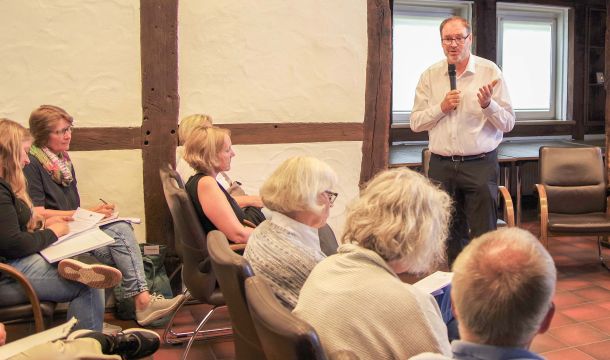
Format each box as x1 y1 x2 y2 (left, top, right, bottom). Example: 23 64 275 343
269 210 321 250
451 340 544 360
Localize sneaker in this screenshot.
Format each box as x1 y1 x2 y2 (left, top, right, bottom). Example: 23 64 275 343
135 293 185 326
58 259 122 289
102 322 122 335
69 328 160 359
112 328 160 359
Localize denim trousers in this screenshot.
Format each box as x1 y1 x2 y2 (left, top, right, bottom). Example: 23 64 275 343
90 221 148 298
0 253 104 331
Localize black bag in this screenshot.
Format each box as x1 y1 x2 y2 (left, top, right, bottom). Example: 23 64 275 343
243 206 266 226
113 244 173 322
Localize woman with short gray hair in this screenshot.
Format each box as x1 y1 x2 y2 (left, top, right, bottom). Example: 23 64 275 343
244 156 338 309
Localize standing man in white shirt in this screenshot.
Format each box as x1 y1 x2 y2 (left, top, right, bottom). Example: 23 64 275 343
411 16 515 265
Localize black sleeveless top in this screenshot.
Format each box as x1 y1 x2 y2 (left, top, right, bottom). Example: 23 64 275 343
185 173 246 236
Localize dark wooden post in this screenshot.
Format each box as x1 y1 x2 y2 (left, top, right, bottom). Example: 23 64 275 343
361 0 392 185
140 1 179 246
606 0 610 177
473 0 497 62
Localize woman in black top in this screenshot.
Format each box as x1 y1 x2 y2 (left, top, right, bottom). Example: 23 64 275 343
0 118 105 331
183 126 252 243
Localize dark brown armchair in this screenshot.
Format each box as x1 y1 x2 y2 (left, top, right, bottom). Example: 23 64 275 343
535 146 610 269
0 263 56 334
245 276 328 360
422 148 515 227
207 230 266 360
159 165 232 359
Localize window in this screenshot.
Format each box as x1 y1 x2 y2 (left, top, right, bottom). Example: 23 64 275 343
392 1 472 124
497 3 568 120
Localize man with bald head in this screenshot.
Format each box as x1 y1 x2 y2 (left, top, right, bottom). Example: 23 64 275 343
411 16 515 265
411 227 556 360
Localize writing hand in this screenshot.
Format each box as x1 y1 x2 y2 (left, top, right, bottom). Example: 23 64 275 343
48 222 70 237
477 79 499 109
90 203 115 218
441 90 461 114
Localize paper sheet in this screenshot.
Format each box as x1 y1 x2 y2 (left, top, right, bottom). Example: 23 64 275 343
413 271 453 295
0 318 77 359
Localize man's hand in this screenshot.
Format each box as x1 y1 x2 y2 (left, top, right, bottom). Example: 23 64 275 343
441 90 461 114
477 79 499 109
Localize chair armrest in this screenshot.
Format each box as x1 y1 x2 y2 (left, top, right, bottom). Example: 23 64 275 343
498 186 515 227
0 263 46 332
534 184 549 248
229 244 247 252
242 219 256 228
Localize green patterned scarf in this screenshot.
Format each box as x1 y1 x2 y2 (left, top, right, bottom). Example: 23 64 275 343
29 145 74 187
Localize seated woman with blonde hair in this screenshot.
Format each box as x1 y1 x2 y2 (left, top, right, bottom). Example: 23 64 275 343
244 156 338 309
177 114 264 224
183 126 252 243
293 168 453 359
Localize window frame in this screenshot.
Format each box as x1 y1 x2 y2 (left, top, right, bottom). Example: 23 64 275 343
497 3 569 121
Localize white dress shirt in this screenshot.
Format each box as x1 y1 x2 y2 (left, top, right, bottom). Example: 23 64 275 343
411 55 515 156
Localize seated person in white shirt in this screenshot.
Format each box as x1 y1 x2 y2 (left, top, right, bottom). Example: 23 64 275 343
244 156 338 309
411 227 556 360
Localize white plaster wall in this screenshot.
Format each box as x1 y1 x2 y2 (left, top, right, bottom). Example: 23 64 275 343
179 1 368 237
0 1 146 239
0 0 141 126
69 150 146 242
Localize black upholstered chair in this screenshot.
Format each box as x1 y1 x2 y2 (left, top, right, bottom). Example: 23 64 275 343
159 165 233 359
0 263 56 334
422 148 515 227
535 146 610 269
245 276 328 360
207 230 266 360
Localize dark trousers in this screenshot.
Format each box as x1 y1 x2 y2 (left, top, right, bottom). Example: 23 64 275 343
429 150 499 266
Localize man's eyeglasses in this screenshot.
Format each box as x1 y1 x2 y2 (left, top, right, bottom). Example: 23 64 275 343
51 126 73 136
441 34 470 45
324 190 338 205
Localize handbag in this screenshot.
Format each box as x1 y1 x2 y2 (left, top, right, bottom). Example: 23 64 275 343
113 244 173 322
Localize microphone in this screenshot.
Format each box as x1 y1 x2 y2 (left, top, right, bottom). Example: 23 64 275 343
448 63 457 90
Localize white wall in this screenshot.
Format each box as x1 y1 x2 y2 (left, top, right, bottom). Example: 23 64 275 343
179 0 368 237
0 0 369 242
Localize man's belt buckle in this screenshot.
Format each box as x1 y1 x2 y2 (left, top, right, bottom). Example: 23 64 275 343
450 155 464 162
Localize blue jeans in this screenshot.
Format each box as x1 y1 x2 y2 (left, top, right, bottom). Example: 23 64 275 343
0 254 104 331
434 284 460 341
90 221 148 298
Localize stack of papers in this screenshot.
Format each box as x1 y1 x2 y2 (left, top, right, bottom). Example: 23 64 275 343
39 208 140 263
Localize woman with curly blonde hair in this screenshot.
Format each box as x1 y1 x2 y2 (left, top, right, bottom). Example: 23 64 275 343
294 168 453 359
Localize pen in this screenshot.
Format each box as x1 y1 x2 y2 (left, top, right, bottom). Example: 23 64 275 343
99 198 108 205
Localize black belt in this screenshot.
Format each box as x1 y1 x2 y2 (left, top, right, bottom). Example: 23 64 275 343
433 151 490 162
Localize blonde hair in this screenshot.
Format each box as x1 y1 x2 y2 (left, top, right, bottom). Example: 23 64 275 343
178 114 213 145
183 126 230 175
452 228 556 347
260 156 337 215
0 119 33 207
29 104 74 147
342 168 451 274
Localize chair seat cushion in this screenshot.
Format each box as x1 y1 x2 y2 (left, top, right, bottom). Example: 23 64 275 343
548 212 610 233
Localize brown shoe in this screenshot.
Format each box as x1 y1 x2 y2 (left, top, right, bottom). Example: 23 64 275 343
58 259 122 289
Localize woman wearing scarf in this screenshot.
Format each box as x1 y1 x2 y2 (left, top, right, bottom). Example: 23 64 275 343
23 105 184 326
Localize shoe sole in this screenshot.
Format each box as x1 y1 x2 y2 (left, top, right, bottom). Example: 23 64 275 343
136 296 185 326
58 259 122 289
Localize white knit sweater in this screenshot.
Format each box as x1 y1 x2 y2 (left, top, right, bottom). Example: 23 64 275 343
243 211 326 309
293 244 452 359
